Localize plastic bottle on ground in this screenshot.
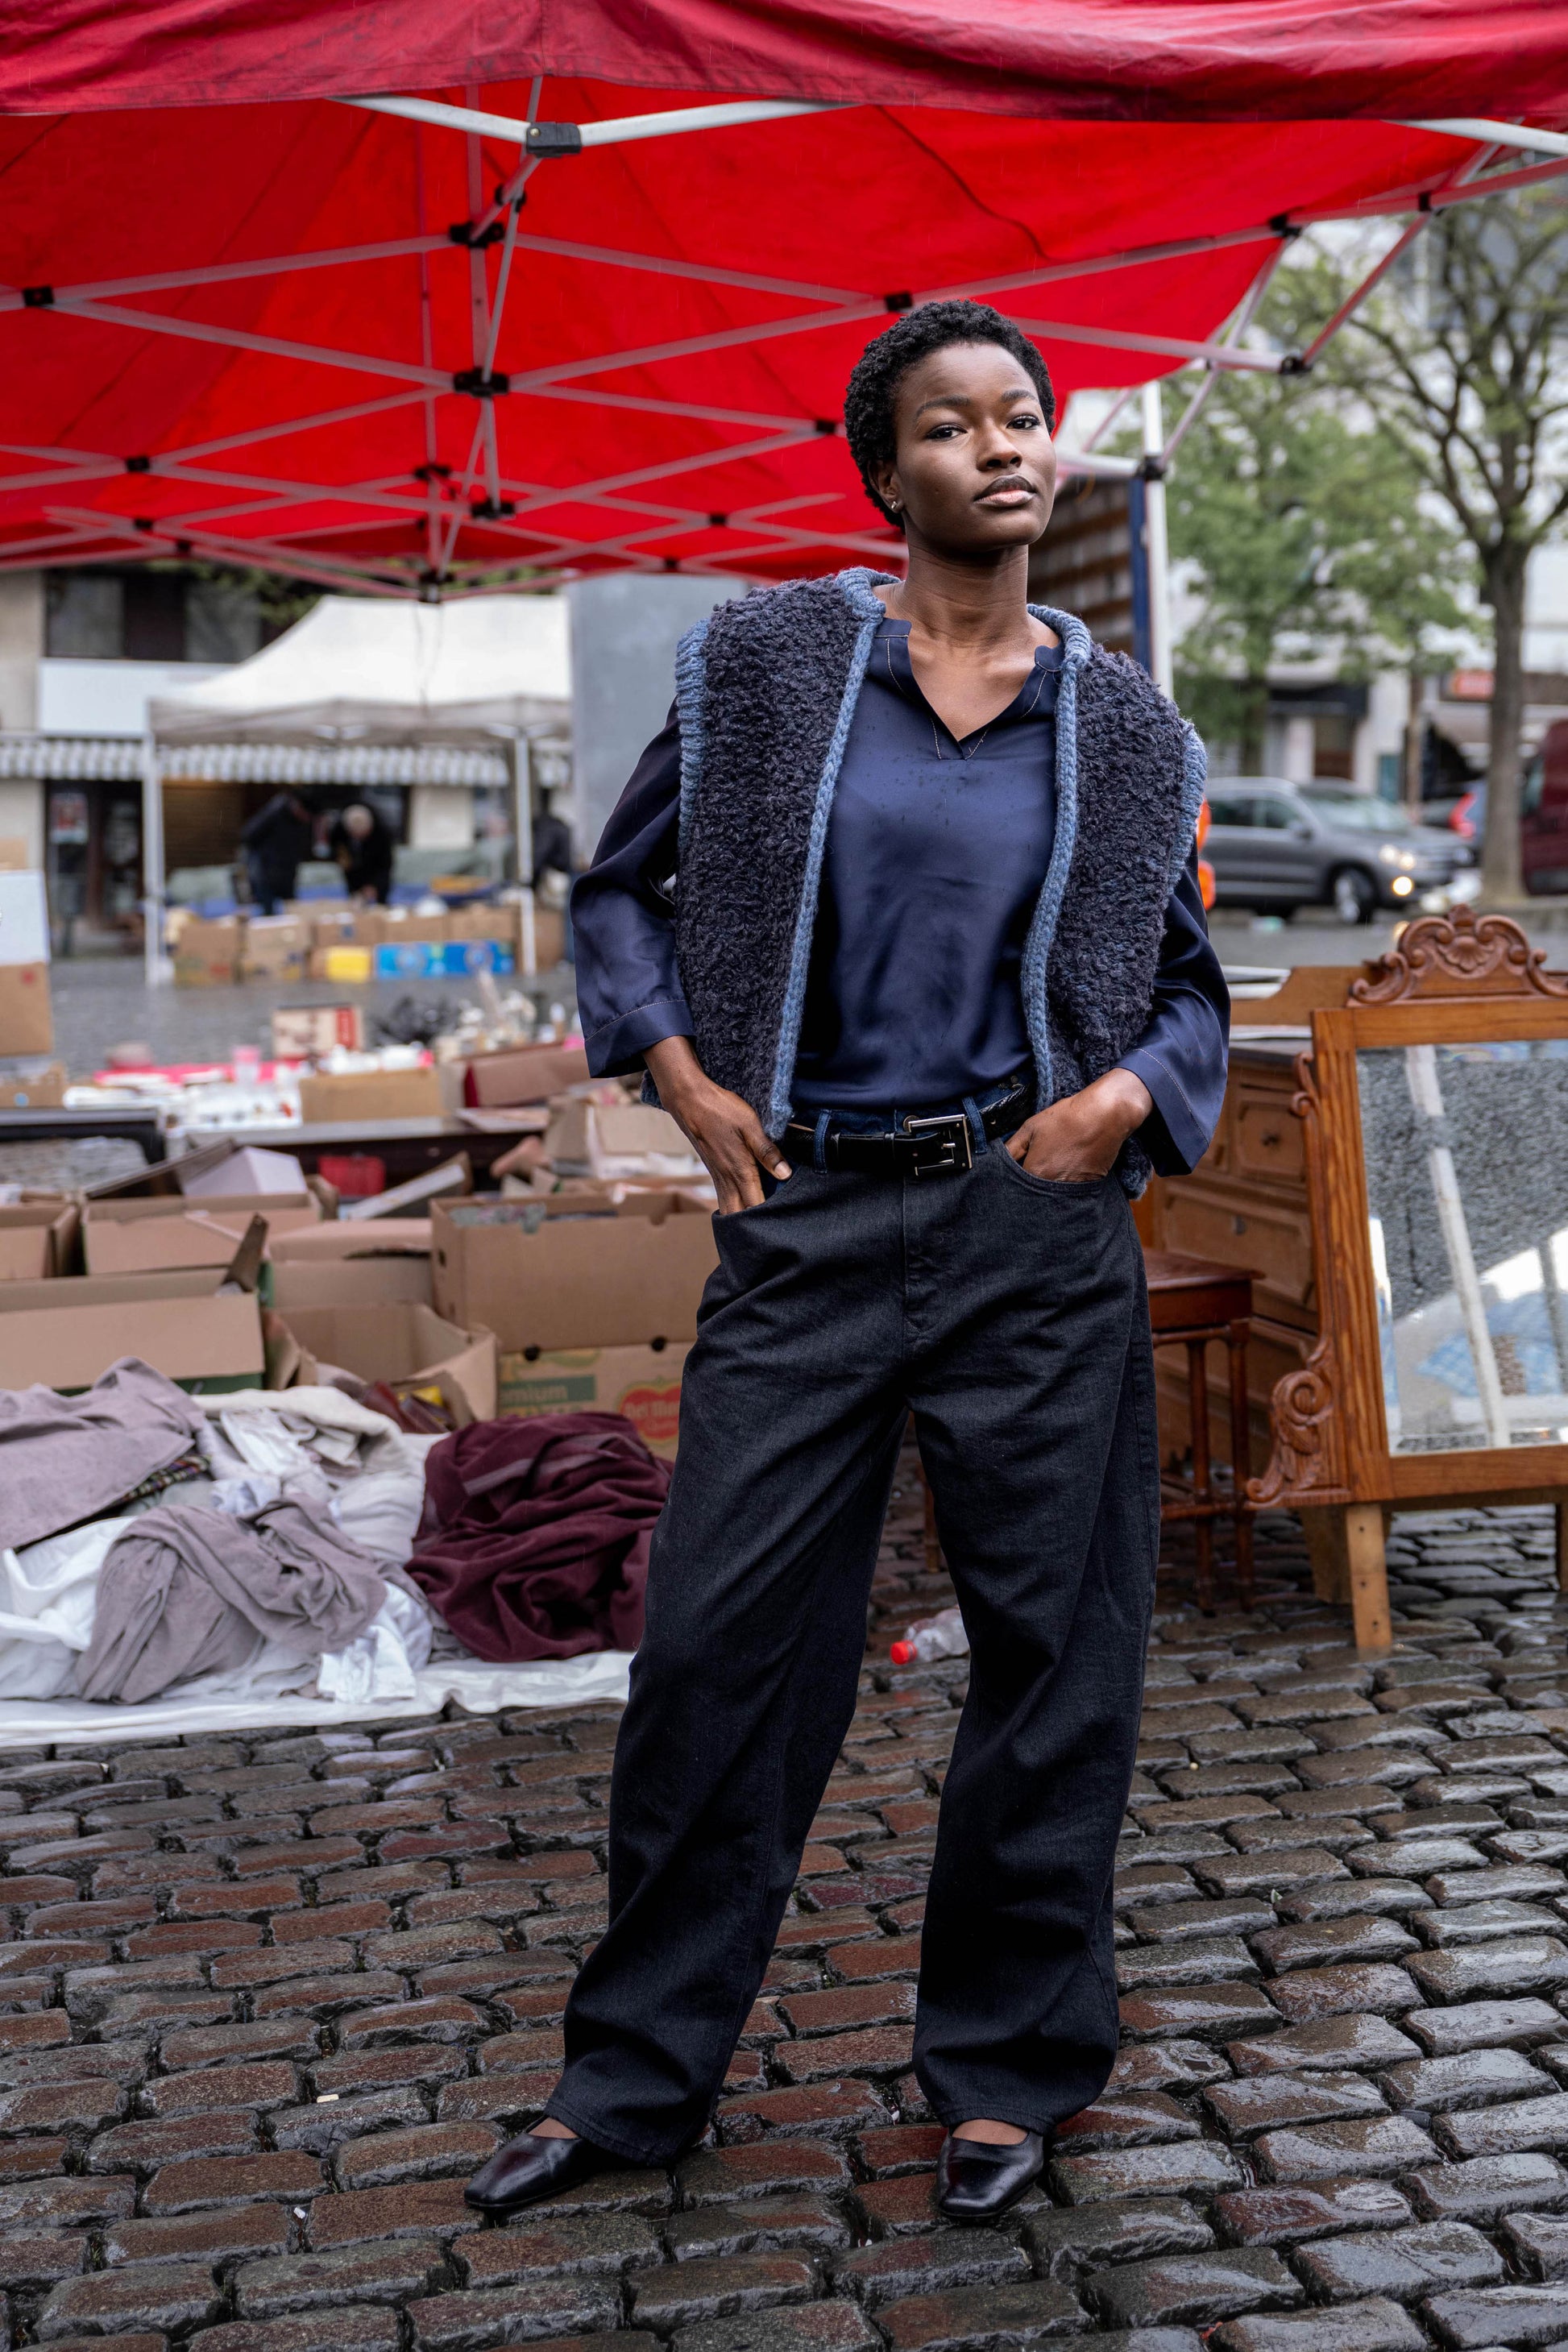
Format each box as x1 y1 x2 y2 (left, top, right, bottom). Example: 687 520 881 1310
889 1605 969 1666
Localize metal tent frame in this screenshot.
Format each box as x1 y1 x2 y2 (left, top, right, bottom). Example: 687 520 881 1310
6 94 1567 981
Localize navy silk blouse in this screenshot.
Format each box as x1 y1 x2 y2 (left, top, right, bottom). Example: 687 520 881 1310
572 616 1229 1176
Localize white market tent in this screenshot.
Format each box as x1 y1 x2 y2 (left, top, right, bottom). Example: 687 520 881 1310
145 592 571 979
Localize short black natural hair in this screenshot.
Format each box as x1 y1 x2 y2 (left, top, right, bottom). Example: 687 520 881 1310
842 300 1056 529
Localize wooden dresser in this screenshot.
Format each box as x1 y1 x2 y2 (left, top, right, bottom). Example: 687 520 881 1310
1137 1035 1317 1475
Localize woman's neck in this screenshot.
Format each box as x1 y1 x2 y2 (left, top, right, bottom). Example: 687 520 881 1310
874 539 1051 652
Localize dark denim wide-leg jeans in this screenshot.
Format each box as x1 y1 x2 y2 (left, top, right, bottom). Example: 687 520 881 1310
548 1139 1159 2163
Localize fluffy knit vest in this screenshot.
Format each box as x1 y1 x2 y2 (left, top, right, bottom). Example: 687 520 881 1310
666 566 1207 1197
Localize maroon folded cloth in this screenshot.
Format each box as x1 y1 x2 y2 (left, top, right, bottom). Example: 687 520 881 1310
406 1412 670 1661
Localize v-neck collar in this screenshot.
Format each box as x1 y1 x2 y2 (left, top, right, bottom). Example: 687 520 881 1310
873 615 1062 758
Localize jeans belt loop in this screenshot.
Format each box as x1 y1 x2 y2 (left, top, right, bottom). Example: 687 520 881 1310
960 1093 987 1161
812 1111 832 1173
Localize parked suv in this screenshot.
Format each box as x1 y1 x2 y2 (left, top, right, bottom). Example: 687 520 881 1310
1204 779 1471 923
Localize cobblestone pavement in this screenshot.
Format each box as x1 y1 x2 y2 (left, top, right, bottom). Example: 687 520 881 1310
5 1486 1568 2352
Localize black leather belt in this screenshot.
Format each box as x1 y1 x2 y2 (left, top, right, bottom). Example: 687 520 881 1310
783 1081 1031 1178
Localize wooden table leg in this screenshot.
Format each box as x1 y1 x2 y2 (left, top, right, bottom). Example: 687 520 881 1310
1344 1503 1392 1653
1186 1334 1214 1612
1226 1317 1254 1611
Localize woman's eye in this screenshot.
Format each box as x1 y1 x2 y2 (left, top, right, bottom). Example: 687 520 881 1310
1010 413 1041 429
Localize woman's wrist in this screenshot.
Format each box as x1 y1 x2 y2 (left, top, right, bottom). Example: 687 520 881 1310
1091 1067 1153 1140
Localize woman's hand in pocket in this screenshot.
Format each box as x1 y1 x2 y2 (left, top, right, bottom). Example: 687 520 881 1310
645 1036 791 1213
1007 1068 1152 1181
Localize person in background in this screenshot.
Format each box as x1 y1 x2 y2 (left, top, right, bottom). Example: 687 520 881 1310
328 801 395 905
239 790 314 915
531 791 575 894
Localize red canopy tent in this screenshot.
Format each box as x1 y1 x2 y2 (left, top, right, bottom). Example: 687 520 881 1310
2 4 1567 601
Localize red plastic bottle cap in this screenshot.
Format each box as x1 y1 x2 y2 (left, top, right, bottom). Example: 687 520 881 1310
889 1641 914 1665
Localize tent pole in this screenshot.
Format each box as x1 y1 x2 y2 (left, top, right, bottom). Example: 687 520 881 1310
1140 384 1174 698
140 730 169 989
512 738 537 978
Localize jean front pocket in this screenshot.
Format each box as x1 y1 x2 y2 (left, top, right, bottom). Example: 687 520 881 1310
989 1138 1113 1200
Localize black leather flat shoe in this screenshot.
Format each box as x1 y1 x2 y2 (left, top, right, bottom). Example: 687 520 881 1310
464 2129 612 2213
935 2128 1047 2222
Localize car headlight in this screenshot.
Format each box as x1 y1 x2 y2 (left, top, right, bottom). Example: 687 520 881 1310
1377 844 1417 869
1390 874 1415 897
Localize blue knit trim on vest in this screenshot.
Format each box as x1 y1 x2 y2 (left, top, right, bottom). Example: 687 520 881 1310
1019 601 1092 1111
763 566 894 1137
1175 718 1209 889
674 615 712 852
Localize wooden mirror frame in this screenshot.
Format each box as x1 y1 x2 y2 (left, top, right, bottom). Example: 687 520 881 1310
1251 906 1568 1653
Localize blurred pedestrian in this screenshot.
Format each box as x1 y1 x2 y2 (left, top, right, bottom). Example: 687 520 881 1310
328 801 395 905
239 791 314 915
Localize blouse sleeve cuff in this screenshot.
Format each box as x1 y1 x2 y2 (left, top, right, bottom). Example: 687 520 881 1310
1118 1046 1208 1178
584 996 696 1079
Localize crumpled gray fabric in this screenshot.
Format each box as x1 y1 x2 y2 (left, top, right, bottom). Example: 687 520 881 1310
0 1358 206 1554
77 1493 388 1706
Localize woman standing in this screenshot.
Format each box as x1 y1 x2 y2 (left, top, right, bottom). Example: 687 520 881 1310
467 300 1228 2222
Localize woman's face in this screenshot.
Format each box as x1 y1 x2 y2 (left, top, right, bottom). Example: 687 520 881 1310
873 339 1056 558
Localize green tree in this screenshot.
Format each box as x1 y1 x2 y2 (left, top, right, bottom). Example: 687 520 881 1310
1163 363 1464 772
1285 193 1568 902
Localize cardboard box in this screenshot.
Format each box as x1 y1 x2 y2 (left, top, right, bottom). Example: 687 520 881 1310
377 911 450 948
270 1218 433 1310
0 1267 265 1391
447 904 519 947
181 1145 311 1199
272 1005 365 1059
238 916 310 983
174 915 241 987
0 1060 66 1108
545 1097 706 1184
0 1198 80 1281
497 1340 688 1458
84 1196 324 1276
533 906 566 969
0 870 49 966
297 1066 443 1123
274 1301 496 1423
464 1041 591 1108
310 946 375 985
0 964 53 1055
373 940 513 980
432 1190 716 1352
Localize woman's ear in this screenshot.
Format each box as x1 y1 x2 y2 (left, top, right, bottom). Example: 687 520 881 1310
872 462 902 516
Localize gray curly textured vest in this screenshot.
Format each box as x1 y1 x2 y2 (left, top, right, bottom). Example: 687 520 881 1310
666 566 1206 1197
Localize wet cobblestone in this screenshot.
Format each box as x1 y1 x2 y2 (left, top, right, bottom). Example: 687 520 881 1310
4 1491 1568 2350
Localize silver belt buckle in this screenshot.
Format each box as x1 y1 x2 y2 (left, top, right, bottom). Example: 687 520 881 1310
902 1110 973 1176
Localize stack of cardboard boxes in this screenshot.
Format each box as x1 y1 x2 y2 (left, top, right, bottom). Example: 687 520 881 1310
1 1034 718 1463
170 902 550 987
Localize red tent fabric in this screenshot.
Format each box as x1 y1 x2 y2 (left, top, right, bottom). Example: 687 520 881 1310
6 0 1568 122
2 10 1565 591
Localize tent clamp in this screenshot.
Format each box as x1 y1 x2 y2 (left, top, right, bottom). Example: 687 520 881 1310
1279 351 1313 375
815 419 839 434
452 368 511 397
413 462 451 483
471 497 516 520
124 455 151 474
449 218 507 250
883 290 914 311
22 285 54 308
1267 214 1304 239
1136 453 1168 482
525 123 585 157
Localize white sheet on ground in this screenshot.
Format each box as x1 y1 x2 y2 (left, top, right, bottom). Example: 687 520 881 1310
0 1519 134 1699
0 1648 633 1748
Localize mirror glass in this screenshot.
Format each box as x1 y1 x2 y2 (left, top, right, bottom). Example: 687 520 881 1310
1358 1039 1568 1454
